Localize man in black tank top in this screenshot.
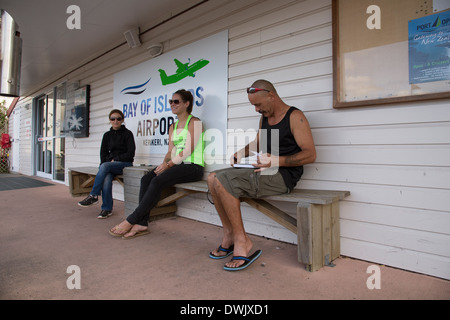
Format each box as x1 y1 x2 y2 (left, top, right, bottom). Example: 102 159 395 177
208 80 316 271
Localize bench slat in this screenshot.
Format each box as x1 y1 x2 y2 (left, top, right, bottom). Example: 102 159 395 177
69 167 100 175
175 181 350 205
174 181 208 193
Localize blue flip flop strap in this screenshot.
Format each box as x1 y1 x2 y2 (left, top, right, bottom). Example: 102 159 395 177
231 256 250 262
218 245 233 253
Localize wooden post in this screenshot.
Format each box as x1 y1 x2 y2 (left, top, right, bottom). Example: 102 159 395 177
331 200 340 261
297 203 312 269
310 204 323 272
297 202 341 272
322 203 332 266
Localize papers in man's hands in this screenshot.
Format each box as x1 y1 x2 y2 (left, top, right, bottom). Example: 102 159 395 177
233 150 260 168
233 163 256 168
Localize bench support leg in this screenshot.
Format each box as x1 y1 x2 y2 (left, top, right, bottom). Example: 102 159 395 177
243 198 297 234
297 201 341 272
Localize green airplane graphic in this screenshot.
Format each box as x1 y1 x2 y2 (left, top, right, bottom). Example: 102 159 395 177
159 58 210 85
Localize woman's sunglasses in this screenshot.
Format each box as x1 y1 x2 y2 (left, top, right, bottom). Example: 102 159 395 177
169 99 182 105
110 117 123 121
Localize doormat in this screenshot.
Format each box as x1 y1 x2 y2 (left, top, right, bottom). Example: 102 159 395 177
0 175 54 191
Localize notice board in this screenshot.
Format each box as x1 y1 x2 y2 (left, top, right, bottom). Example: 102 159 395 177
333 0 450 108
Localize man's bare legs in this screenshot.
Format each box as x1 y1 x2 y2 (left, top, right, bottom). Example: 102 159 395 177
207 173 253 268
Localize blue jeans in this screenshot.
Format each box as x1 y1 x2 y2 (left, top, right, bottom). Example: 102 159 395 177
91 161 132 211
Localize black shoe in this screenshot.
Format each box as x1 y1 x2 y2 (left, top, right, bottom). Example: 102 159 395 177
78 194 98 207
97 210 112 219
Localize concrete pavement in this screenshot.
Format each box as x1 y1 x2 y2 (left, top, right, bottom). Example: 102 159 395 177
0 174 449 301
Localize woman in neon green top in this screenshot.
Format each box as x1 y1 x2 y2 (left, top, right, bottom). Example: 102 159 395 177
110 89 205 239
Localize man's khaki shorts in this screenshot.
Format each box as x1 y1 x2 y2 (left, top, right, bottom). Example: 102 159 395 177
213 167 288 199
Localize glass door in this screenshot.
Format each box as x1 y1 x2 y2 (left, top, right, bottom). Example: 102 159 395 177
36 95 53 179
35 84 66 181
54 84 66 181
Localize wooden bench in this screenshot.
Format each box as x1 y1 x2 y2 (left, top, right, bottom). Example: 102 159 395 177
69 166 178 221
70 166 350 271
166 180 350 272
69 166 124 197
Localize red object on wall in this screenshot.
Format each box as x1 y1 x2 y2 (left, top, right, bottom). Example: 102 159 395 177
1 134 11 149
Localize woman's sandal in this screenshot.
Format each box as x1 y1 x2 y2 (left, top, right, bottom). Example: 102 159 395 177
109 224 131 237
122 230 150 240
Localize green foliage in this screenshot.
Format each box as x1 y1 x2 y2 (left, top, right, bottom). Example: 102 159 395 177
0 99 7 126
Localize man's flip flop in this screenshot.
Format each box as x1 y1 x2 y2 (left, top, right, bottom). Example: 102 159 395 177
223 250 262 271
209 245 234 260
121 230 150 240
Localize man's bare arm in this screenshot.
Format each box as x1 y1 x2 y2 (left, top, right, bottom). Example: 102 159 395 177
279 110 316 167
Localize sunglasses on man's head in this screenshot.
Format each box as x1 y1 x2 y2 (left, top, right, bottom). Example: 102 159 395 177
247 87 270 94
110 117 123 121
169 99 182 105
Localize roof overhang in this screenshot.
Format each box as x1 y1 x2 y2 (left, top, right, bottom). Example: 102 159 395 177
1 0 207 98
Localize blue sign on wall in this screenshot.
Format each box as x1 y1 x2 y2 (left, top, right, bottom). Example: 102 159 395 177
409 10 450 84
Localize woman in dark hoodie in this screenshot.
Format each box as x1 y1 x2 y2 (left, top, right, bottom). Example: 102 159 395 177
78 109 135 218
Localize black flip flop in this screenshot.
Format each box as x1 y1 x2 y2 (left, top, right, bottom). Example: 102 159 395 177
223 250 262 271
209 245 234 260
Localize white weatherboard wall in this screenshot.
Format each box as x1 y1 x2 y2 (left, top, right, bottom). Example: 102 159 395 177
9 0 450 279
9 101 33 176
